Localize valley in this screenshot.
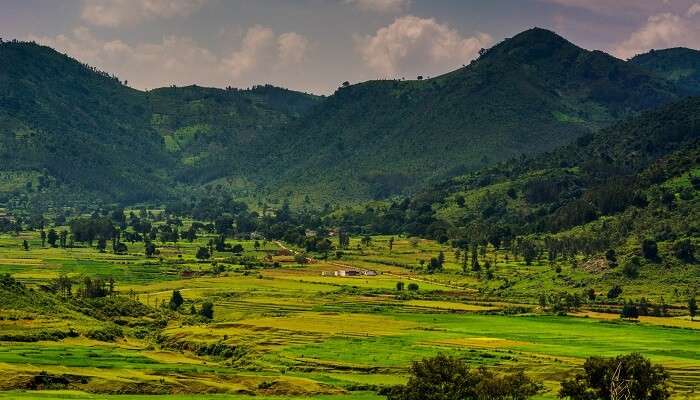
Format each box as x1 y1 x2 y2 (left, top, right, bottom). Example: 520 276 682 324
0 229 698 399
0 15 698 400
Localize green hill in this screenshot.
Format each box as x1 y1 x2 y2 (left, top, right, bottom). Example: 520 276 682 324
0 40 171 205
351 97 699 250
0 29 696 208
0 40 320 207
256 28 681 203
631 47 700 95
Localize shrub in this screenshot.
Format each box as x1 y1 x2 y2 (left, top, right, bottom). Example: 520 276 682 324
607 285 623 299
169 290 184 310
622 257 641 279
407 283 419 291
199 302 214 319
386 354 540 400
642 239 658 260
559 353 669 400
672 238 695 262
86 325 123 342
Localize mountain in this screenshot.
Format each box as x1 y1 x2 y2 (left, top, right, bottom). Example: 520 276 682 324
147 84 320 184
0 40 320 207
355 96 699 243
631 47 700 95
0 40 170 205
0 29 695 208
254 28 681 203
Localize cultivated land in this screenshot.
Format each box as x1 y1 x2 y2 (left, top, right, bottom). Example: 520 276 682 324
0 231 698 399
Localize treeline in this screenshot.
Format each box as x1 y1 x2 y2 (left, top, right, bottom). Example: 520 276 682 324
384 353 670 400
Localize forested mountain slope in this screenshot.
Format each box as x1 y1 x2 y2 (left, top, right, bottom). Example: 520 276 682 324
631 47 700 95
342 97 699 247
258 28 681 203
0 40 320 207
0 29 697 209
0 40 170 204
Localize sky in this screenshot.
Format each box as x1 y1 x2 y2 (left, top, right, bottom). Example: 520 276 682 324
2 0 700 94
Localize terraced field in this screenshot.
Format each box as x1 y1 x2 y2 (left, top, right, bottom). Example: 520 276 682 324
0 232 698 399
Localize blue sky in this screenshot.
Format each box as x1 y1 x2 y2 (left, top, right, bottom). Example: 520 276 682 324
2 0 699 94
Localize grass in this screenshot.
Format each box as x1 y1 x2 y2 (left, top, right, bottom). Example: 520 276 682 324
1 231 699 399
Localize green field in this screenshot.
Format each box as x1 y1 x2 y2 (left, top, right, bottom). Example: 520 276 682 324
1 231 698 399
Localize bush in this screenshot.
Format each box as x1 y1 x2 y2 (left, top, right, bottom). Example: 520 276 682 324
642 239 658 260
622 257 641 279
607 285 623 299
672 238 695 262
386 354 540 400
86 325 123 342
199 302 214 319
559 353 669 400
407 283 419 291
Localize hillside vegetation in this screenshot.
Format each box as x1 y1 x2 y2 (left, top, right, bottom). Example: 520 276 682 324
632 47 700 95
1 28 696 207
258 28 681 202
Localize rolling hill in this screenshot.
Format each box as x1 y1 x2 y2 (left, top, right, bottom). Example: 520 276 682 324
0 40 320 207
1 28 698 208
631 47 700 95
355 96 700 248
253 28 683 203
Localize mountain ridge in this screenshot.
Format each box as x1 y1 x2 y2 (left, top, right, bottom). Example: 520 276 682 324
0 29 698 208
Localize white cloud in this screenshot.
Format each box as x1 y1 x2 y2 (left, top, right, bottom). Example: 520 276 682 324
28 27 219 88
223 26 312 78
355 15 492 77
224 25 277 78
344 0 410 13
540 0 696 15
687 2 700 16
81 0 208 27
28 25 312 90
278 32 311 65
612 11 700 59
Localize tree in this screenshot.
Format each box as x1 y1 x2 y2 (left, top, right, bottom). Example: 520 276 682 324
47 229 58 247
199 302 214 319
145 242 156 257
689 297 697 321
169 290 184 310
428 256 443 273
622 256 641 279
294 253 309 264
559 353 669 400
605 249 617 267
386 354 539 400
672 239 695 262
231 243 244 254
407 283 419 291
196 247 211 261
607 285 623 299
471 243 480 271
388 236 394 252
620 300 639 320
642 239 658 260
97 238 107 252
40 230 46 247
396 281 405 291
22 240 29 251
361 235 372 247
114 242 128 254
521 239 538 266
59 230 68 248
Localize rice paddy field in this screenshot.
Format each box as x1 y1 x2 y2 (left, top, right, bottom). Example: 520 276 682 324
0 231 698 399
